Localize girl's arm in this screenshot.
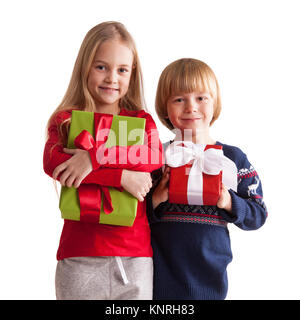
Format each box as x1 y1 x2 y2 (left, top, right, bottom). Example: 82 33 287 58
45 111 164 186
43 111 153 201
43 111 122 188
87 111 164 173
218 154 268 231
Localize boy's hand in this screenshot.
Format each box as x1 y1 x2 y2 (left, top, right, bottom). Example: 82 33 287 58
216 183 232 213
53 148 93 188
121 170 152 202
152 166 170 209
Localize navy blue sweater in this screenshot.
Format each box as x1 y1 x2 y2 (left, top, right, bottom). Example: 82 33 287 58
147 141 267 300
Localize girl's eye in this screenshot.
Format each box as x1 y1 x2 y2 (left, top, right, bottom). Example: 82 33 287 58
96 65 105 70
174 98 184 103
119 68 128 73
198 96 208 102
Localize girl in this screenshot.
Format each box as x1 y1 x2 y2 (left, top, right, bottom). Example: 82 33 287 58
43 21 163 300
147 58 268 300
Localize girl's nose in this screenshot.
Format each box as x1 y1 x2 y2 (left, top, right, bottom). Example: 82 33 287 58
105 70 117 83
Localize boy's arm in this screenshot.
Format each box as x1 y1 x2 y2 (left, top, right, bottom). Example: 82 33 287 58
219 154 268 230
146 168 170 223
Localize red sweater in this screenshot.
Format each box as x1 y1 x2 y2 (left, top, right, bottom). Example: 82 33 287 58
43 108 163 260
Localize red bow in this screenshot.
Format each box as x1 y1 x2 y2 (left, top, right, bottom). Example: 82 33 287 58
74 113 114 223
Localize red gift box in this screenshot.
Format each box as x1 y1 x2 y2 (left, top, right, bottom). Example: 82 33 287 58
166 142 224 206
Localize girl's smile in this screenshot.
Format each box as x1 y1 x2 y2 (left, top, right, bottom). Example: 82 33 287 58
99 86 120 93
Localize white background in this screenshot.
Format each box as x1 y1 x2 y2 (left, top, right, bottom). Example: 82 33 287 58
0 0 299 300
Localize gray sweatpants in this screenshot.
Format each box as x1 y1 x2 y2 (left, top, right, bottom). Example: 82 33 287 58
55 256 153 300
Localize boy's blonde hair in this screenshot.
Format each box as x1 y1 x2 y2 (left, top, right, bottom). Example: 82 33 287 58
47 21 145 144
155 58 221 130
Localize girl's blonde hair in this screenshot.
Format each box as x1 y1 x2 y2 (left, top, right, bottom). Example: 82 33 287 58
155 58 221 130
47 21 145 145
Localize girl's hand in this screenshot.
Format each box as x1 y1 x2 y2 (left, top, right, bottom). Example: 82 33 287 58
53 148 93 188
121 170 152 202
152 166 170 209
216 183 232 213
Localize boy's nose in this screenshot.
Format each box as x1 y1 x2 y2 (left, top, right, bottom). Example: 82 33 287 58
184 99 198 112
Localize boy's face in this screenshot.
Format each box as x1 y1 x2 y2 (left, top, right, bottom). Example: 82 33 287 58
166 91 214 135
87 39 134 112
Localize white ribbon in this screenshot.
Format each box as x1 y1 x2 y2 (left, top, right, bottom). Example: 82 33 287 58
165 141 237 205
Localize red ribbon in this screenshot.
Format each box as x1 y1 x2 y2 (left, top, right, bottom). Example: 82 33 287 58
74 113 114 223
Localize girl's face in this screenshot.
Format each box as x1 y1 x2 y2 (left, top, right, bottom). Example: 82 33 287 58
166 91 214 135
87 39 134 113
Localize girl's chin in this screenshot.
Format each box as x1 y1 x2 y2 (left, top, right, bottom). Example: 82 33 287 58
95 98 119 106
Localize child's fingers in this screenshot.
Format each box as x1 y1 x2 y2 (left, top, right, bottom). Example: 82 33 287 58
146 173 152 189
65 175 76 188
161 169 170 184
143 186 150 194
53 162 67 180
63 148 77 155
59 169 71 186
136 192 145 202
73 177 82 189
73 172 88 189
164 166 170 173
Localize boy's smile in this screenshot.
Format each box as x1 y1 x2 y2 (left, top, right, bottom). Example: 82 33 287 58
166 91 214 135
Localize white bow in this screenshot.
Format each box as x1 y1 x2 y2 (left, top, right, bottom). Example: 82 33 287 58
165 141 224 176
165 141 237 205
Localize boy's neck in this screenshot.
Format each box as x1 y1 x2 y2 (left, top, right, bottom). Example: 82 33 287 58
174 128 216 145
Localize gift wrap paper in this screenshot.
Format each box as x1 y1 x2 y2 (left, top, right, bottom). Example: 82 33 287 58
59 110 146 226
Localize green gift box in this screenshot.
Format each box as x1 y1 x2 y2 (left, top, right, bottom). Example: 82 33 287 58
59 110 146 227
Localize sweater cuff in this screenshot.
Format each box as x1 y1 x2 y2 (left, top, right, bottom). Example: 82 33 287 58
219 189 247 224
146 190 155 223
146 189 166 223
111 169 123 188
88 148 100 170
